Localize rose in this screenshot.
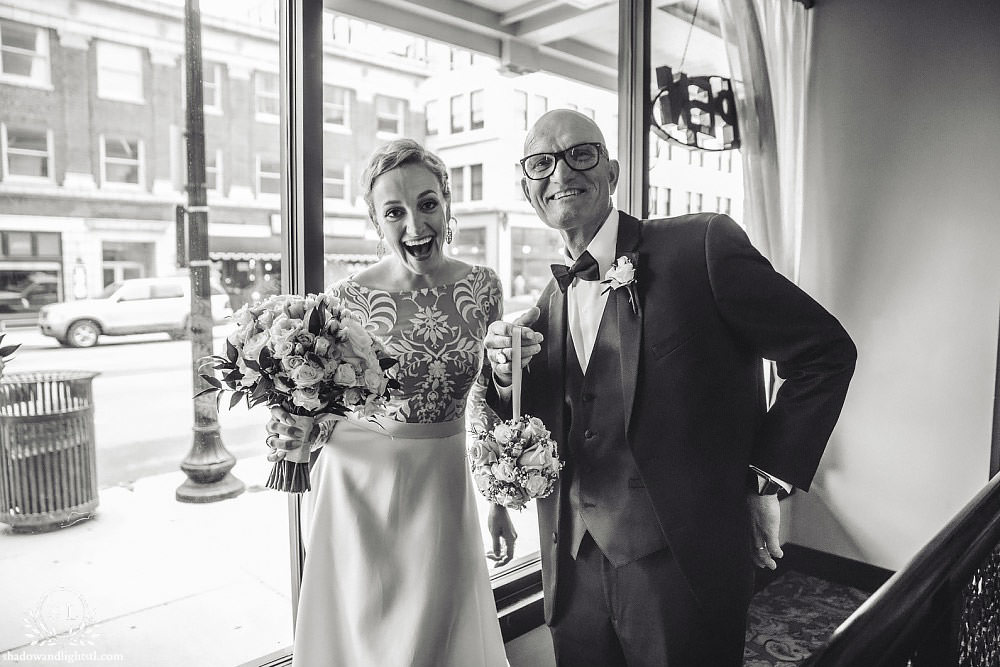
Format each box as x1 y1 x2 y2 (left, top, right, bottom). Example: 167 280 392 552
312 337 331 357
294 331 316 347
269 314 301 344
291 361 325 387
473 471 493 494
271 337 296 359
236 358 261 388
241 331 270 362
333 362 357 386
491 459 518 483
291 385 324 411
517 444 552 472
256 308 275 328
606 256 635 287
522 416 550 441
343 386 364 406
285 299 306 320
469 440 499 468
493 424 514 446
364 369 387 395
282 355 306 372
524 471 551 497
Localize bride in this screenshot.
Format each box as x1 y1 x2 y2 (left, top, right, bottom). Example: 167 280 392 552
266 139 530 666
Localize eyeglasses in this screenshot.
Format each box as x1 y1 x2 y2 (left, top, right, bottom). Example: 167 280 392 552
520 142 607 180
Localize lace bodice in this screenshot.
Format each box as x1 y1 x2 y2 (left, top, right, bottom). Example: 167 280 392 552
330 265 502 424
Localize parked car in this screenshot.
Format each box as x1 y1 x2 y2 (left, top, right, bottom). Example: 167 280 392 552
38 277 233 348
0 274 60 313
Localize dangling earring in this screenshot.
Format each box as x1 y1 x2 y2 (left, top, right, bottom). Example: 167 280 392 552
376 238 386 258
446 217 456 244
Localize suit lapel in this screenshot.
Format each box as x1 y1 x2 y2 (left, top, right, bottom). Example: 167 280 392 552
615 213 643 435
546 286 567 457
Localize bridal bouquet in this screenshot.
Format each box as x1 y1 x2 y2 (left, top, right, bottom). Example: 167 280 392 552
196 291 398 492
469 416 563 511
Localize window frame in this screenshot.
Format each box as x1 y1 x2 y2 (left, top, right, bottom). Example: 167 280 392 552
203 61 224 114
322 83 351 132
254 70 281 123
470 89 485 130
99 134 145 189
449 93 466 134
255 154 281 199
374 94 405 138
0 18 52 89
96 40 145 104
322 162 349 202
0 123 54 183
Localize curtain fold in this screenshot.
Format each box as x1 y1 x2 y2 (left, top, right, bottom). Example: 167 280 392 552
719 0 813 285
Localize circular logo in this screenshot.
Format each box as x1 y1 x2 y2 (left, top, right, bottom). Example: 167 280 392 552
25 587 95 646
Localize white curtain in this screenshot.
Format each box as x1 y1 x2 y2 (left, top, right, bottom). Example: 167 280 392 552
719 0 813 285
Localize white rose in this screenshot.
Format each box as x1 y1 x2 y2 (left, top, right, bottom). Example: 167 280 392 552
333 362 357 386
291 362 325 387
272 338 296 359
517 444 551 472
491 459 517 483
469 440 499 468
606 256 635 286
237 359 261 388
291 386 324 411
241 331 270 362
312 337 331 357
493 424 514 446
524 472 551 497
282 355 306 372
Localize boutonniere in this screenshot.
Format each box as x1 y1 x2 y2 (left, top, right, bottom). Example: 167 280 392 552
601 253 639 315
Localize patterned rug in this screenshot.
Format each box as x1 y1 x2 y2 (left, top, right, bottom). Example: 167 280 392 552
744 570 870 666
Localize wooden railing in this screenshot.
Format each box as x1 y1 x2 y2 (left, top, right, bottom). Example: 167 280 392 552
804 472 1000 666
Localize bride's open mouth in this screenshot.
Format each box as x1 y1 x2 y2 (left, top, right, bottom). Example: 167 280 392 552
402 236 435 261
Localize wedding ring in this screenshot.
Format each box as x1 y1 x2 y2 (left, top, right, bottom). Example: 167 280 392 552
757 546 768 551
266 434 278 448
496 351 507 365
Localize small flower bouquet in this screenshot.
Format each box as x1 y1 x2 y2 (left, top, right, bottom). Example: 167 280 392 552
196 291 399 492
469 325 563 510
469 415 563 511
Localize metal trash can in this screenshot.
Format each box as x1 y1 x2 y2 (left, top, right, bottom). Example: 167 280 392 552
0 371 100 533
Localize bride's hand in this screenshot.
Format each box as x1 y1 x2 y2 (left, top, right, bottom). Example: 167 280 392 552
486 504 518 567
265 406 312 461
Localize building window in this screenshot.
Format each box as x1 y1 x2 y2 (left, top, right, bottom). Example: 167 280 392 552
581 107 595 120
450 166 464 202
96 42 144 103
323 163 347 200
101 136 143 186
1 125 52 181
721 196 732 215
685 191 692 213
470 164 483 201
256 155 281 196
203 62 223 113
254 71 280 120
694 192 703 212
533 95 548 123
375 95 404 135
323 84 350 129
514 90 528 131
0 19 50 86
470 90 484 130
206 150 222 194
663 187 672 215
425 100 439 137
450 94 466 134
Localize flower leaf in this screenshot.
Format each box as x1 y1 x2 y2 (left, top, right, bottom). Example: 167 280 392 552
193 387 218 399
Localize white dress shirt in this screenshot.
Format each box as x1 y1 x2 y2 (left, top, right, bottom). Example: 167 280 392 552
566 209 618 373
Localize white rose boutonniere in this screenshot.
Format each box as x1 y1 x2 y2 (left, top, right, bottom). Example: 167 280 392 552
601 253 640 314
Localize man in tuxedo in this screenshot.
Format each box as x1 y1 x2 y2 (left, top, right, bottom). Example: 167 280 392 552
484 109 856 666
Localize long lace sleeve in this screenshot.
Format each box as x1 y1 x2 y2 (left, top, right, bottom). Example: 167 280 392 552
466 268 504 435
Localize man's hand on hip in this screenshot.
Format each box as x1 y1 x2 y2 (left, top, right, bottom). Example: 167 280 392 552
484 307 543 387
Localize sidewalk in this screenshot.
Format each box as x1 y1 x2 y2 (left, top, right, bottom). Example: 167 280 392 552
0 455 294 666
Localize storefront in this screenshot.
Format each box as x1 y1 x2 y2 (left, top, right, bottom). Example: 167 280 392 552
0 230 63 325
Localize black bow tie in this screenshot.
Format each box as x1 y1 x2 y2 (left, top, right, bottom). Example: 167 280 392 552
551 251 600 293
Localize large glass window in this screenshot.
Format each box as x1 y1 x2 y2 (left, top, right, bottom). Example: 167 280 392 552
96 41 144 103
374 95 405 136
256 155 281 196
1 125 52 181
0 19 50 86
254 70 280 120
323 84 350 129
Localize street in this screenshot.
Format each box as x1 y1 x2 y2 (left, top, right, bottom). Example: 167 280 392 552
4 325 265 490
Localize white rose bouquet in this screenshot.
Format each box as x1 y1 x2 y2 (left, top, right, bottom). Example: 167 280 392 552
469 325 563 510
469 415 563 511
196 291 399 492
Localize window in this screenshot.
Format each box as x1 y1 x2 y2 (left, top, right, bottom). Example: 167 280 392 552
685 191 692 213
101 136 143 186
97 41 144 103
257 155 281 196
470 90 484 130
581 107 595 120
694 192 703 212
254 71 280 120
425 100 439 136
721 196 732 215
375 95 404 135
450 94 466 134
513 90 528 131
470 164 483 201
533 94 548 122
1 125 52 181
0 19 50 86
323 163 347 200
323 84 350 129
450 166 464 202
663 188 672 215
203 62 223 113
206 150 222 194
150 282 185 299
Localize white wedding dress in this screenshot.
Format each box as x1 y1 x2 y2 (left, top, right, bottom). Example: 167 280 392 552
293 267 508 667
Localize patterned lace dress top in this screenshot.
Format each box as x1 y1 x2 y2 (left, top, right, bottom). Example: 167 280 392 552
330 265 502 424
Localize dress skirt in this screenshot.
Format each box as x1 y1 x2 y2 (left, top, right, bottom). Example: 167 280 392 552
292 417 508 667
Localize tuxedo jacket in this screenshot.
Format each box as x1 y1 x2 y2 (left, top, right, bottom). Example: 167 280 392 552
488 211 857 623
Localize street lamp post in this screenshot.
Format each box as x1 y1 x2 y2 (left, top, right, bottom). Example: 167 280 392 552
176 0 244 503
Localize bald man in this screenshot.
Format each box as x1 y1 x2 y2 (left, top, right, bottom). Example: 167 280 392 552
484 110 856 666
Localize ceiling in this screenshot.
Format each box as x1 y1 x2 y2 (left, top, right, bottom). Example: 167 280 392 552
324 0 730 91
